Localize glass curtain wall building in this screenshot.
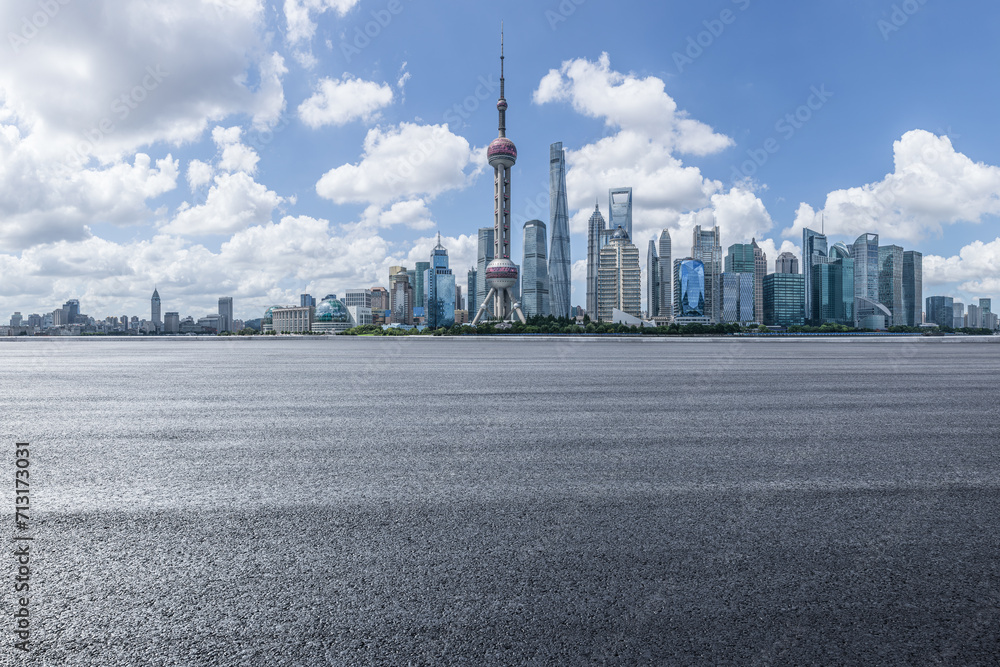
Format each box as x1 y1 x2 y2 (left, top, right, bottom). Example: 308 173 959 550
926 296 954 328
902 251 923 326
721 272 754 323
802 228 828 324
548 143 572 318
647 240 660 317
673 258 707 322
586 204 609 318
693 226 722 323
763 273 805 327
879 245 904 327
657 229 672 320
426 236 456 329
597 227 641 321
522 220 550 318
608 187 632 240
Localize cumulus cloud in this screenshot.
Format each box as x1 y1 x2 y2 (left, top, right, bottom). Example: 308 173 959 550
298 76 394 128
284 0 360 44
925 238 1000 296
788 131 1000 242
315 122 482 206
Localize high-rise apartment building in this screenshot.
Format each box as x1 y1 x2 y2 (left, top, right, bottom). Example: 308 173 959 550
586 203 609 317
597 227 641 322
548 142 571 318
692 225 722 323
218 296 234 333
522 220 550 318
776 252 799 274
657 229 672 320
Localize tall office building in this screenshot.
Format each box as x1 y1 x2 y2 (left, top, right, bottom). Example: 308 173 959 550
967 304 981 328
150 289 161 333
413 262 430 313
925 296 954 329
371 287 389 316
673 258 706 322
426 234 456 329
725 244 755 274
475 227 495 315
164 312 180 334
752 240 767 323
471 30 526 325
878 245 904 327
388 266 406 288
597 227 641 322
300 294 316 308
218 296 234 333
522 220 550 318
548 142 571 318
721 273 755 324
853 233 890 328
811 257 853 326
647 240 660 317
657 229 672 320
802 228 828 325
763 273 805 328
953 301 966 329
609 187 633 240
692 225 722 323
776 252 799 274
344 289 373 309
467 269 478 317
455 285 464 312
586 203 610 317
980 298 992 315
389 271 413 325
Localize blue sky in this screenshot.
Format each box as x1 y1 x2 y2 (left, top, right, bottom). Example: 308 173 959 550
1 0 999 320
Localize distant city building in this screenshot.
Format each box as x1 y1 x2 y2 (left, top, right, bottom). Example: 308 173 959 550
721 273 755 324
752 239 767 323
414 261 430 312
344 289 373 309
692 226 722 323
197 313 223 332
300 293 316 308
802 228 828 326
811 253 854 326
657 229 672 320
312 298 350 333
980 298 992 316
10 312 21 327
390 271 414 325
475 227 495 313
597 227 641 322
967 304 982 328
609 187 633 240
522 219 550 318
426 234 456 329
586 203 610 317
902 251 923 327
466 269 478 317
925 296 954 329
776 252 799 274
852 233 891 329
272 305 313 334
150 290 161 333
548 142 572 318
647 239 660 318
953 301 966 329
673 258 708 323
455 285 464 312
346 306 373 327
218 296 234 333
164 312 180 334
878 246 903 327
763 273 805 328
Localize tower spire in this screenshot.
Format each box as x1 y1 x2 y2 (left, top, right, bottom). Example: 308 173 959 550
497 22 507 138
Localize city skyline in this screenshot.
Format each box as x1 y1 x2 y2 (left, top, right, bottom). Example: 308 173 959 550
1 2 1000 321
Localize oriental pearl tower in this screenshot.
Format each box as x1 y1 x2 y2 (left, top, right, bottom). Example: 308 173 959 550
472 25 527 326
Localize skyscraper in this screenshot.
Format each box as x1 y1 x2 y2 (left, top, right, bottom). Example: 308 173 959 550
673 258 707 322
609 187 633 240
878 245 904 327
218 296 234 333
389 271 413 325
647 240 659 318
300 294 316 308
597 227 641 321
763 273 805 328
902 251 923 324
953 301 966 329
802 228 828 325
752 239 767 322
925 296 954 329
853 233 890 329
776 252 799 274
548 142 571 318
414 262 430 313
475 227 495 318
471 29 526 325
980 298 992 315
467 268 478 317
692 225 722 323
150 289 161 333
657 229 672 320
522 220 550 318
427 234 456 329
586 203 609 317
721 272 755 324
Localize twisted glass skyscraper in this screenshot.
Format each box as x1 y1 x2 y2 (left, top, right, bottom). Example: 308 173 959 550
548 142 571 318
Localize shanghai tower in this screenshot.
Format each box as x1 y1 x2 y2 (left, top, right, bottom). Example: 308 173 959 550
472 26 527 325
548 142 571 319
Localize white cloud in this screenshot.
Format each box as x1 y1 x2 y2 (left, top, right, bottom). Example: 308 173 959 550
788 131 1000 242
163 171 283 236
213 126 260 174
284 0 360 45
298 76 394 128
187 159 214 191
315 122 482 206
925 238 1000 296
354 200 435 231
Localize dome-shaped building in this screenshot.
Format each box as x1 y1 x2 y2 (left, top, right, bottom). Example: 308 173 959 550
314 298 349 323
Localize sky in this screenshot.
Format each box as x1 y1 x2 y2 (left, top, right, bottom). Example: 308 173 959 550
1 0 999 321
